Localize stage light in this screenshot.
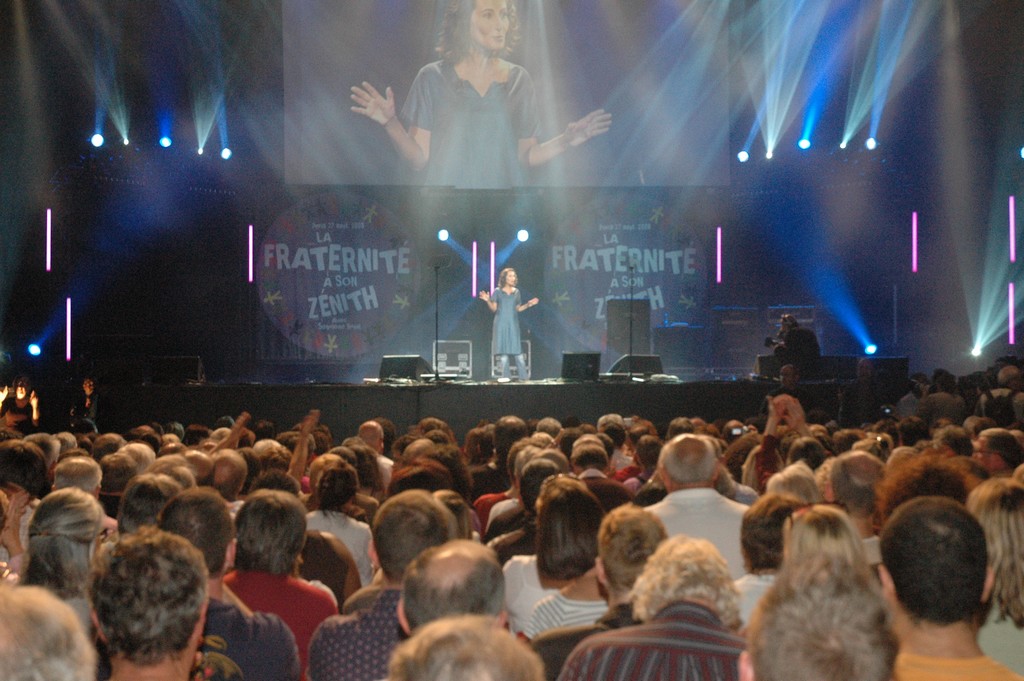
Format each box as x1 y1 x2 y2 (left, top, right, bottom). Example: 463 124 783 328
737 151 749 163
220 147 232 160
91 134 104 148
1019 146 1023 159
865 137 877 150
839 140 848 149
517 229 529 243
159 136 172 148
971 345 982 357
864 344 877 355
798 139 810 150
437 229 449 242
197 147 204 155
27 343 41 357
765 150 773 160
122 138 129 146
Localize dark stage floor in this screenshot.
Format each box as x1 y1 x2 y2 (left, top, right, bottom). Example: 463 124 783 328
97 378 847 439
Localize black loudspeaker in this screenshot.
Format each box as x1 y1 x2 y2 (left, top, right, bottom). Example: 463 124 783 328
607 300 651 354
561 352 601 381
608 354 664 375
150 356 205 385
379 355 432 380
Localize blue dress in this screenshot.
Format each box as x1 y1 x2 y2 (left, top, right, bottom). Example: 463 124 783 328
492 288 522 356
401 61 539 189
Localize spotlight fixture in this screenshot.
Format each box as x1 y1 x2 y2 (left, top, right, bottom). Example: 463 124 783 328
737 151 749 163
159 136 172 148
517 229 529 243
221 147 232 160
839 141 848 149
798 139 810 150
765 150 773 160
1020 146 1024 159
437 229 449 242
90 134 105 148
971 345 982 357
197 147 204 155
122 138 130 146
27 343 41 357
865 137 877 150
864 344 877 355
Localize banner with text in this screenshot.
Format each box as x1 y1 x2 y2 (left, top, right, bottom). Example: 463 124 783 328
544 193 708 348
258 191 418 359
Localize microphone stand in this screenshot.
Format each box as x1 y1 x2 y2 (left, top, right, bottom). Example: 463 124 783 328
433 261 441 382
628 262 635 381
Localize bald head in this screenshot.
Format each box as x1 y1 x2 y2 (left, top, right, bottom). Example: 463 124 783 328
400 540 504 632
658 434 719 489
358 421 385 454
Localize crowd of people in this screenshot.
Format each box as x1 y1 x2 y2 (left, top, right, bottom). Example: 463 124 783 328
1 359 1024 680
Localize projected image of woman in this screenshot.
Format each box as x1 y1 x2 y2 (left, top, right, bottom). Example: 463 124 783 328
479 268 538 380
350 0 611 189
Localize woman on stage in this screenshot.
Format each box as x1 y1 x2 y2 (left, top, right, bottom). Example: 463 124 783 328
350 0 611 188
480 268 537 380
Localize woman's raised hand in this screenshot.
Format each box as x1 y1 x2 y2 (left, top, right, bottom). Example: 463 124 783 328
351 82 396 126
565 109 612 147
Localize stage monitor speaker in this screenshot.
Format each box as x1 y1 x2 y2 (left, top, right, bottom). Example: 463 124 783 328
379 355 432 381
150 356 205 385
607 300 651 354
608 354 663 375
561 352 601 381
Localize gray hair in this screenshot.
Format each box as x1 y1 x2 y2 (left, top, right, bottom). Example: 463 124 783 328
53 456 102 493
0 585 96 681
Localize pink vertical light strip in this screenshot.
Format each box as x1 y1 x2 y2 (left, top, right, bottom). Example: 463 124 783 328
490 241 496 292
45 209 52 272
716 226 722 284
471 241 478 297
911 211 918 273
66 297 72 361
248 224 254 283
1011 196 1017 263
1011 283 1016 345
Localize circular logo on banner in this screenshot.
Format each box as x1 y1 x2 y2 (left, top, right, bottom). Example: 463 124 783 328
258 191 418 359
544 193 708 348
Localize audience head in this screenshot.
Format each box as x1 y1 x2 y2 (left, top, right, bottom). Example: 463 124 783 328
432 490 475 540
875 454 970 527
234 489 307 576
388 614 543 681
658 434 719 488
400 540 505 632
89 527 208 666
0 585 96 681
53 456 102 495
0 440 49 499
535 476 603 581
743 557 896 681
783 504 869 576
117 473 183 535
373 490 453 582
24 488 104 600
976 428 1024 475
518 458 560 514
597 504 666 597
159 487 235 578
741 493 805 574
829 451 885 519
880 496 989 626
631 535 740 630
765 462 822 504
966 478 1024 627
210 450 248 502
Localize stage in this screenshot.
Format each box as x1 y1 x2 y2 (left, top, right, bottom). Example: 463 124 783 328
96 378 846 439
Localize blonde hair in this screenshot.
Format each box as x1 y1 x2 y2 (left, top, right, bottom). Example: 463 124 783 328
631 536 740 630
766 462 823 504
966 478 1024 626
783 504 869 577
